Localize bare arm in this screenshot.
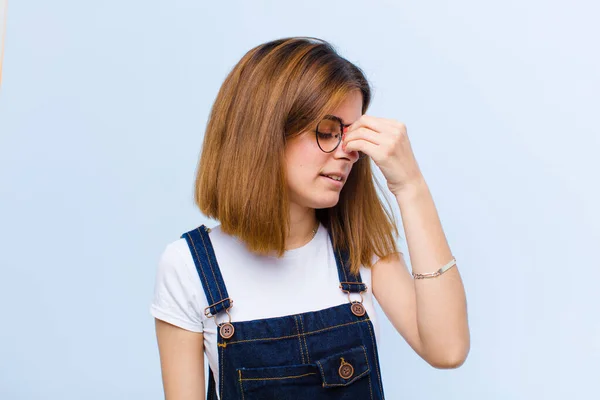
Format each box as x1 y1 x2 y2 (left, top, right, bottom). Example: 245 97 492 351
155 319 205 399
373 178 470 369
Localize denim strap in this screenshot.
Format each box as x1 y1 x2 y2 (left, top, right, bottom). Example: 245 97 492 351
329 234 367 293
181 225 232 316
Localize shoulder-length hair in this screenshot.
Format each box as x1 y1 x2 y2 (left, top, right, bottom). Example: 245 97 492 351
195 37 398 275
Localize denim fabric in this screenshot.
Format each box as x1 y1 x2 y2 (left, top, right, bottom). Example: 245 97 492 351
182 225 385 400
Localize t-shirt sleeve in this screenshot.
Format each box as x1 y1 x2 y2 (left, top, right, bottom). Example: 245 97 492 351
150 242 205 333
371 252 381 267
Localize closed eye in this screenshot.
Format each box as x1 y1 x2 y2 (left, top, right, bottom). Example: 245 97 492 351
317 132 340 139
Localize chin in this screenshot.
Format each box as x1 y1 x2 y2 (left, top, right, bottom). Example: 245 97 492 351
307 193 341 209
288 181 344 210
290 193 340 210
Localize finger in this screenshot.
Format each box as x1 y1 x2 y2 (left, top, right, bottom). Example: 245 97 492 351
348 115 404 135
344 139 379 158
343 127 381 147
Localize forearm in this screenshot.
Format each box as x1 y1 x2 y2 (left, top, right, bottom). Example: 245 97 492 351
394 177 470 367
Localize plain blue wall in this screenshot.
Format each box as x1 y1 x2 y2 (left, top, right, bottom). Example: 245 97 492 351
1 1 598 399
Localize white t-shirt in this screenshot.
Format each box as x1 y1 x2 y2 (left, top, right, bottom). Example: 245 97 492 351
150 223 380 392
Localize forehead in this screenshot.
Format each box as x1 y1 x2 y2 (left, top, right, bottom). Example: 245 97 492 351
327 91 363 125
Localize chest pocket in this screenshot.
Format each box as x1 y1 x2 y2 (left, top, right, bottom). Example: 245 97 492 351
237 345 373 399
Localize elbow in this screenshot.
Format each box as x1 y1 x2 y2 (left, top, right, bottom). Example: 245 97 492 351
428 353 468 369
423 342 470 369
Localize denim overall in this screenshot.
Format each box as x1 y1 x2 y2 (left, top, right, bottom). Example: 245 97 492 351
182 225 385 400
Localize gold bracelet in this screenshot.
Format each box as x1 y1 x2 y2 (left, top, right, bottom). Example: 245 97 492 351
412 258 456 279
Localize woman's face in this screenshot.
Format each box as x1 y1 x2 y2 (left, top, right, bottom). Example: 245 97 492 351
284 90 363 211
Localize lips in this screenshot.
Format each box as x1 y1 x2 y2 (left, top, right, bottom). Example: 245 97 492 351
319 171 346 183
321 174 343 182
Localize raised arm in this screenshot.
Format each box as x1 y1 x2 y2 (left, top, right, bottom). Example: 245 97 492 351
343 115 470 368
372 179 470 369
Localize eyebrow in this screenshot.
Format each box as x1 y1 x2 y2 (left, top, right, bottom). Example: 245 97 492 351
325 114 351 127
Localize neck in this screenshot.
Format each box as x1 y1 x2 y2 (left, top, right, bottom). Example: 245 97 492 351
285 204 319 251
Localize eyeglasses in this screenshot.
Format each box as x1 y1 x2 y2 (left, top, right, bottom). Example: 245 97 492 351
316 115 367 160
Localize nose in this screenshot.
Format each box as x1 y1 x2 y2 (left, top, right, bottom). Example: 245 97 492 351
333 134 360 163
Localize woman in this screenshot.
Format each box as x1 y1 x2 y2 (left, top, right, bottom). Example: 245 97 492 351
151 37 470 399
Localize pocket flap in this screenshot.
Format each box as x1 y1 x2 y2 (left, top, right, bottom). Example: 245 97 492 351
237 364 321 393
316 345 370 388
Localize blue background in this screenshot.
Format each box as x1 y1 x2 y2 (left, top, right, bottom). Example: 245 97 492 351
1 1 598 398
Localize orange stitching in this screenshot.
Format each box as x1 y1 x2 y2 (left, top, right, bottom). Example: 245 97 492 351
337 247 368 294
197 228 224 300
362 345 374 400
337 247 349 283
337 248 367 292
224 319 370 345
358 345 368 365
322 368 370 387
187 232 215 304
366 320 383 398
317 346 371 388
220 341 224 399
299 315 311 363
367 371 374 400
238 370 245 400
316 360 325 385
240 372 317 382
293 316 305 364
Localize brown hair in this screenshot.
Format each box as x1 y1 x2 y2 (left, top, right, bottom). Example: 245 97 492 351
195 37 398 275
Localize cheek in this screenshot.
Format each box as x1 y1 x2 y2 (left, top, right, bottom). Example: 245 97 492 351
286 138 321 177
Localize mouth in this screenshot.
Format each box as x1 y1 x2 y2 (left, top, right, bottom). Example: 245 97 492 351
321 174 343 182
319 173 345 186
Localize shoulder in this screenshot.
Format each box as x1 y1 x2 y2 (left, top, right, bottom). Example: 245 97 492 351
171 223 232 257
154 237 198 285
160 224 243 281
160 238 191 265
151 235 210 332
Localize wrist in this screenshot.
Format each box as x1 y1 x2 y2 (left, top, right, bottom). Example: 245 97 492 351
391 176 428 201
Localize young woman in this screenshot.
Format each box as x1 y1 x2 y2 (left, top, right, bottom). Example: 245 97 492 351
151 37 469 399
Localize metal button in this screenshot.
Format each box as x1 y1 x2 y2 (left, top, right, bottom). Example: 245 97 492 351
220 323 234 339
339 358 354 379
351 302 366 317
